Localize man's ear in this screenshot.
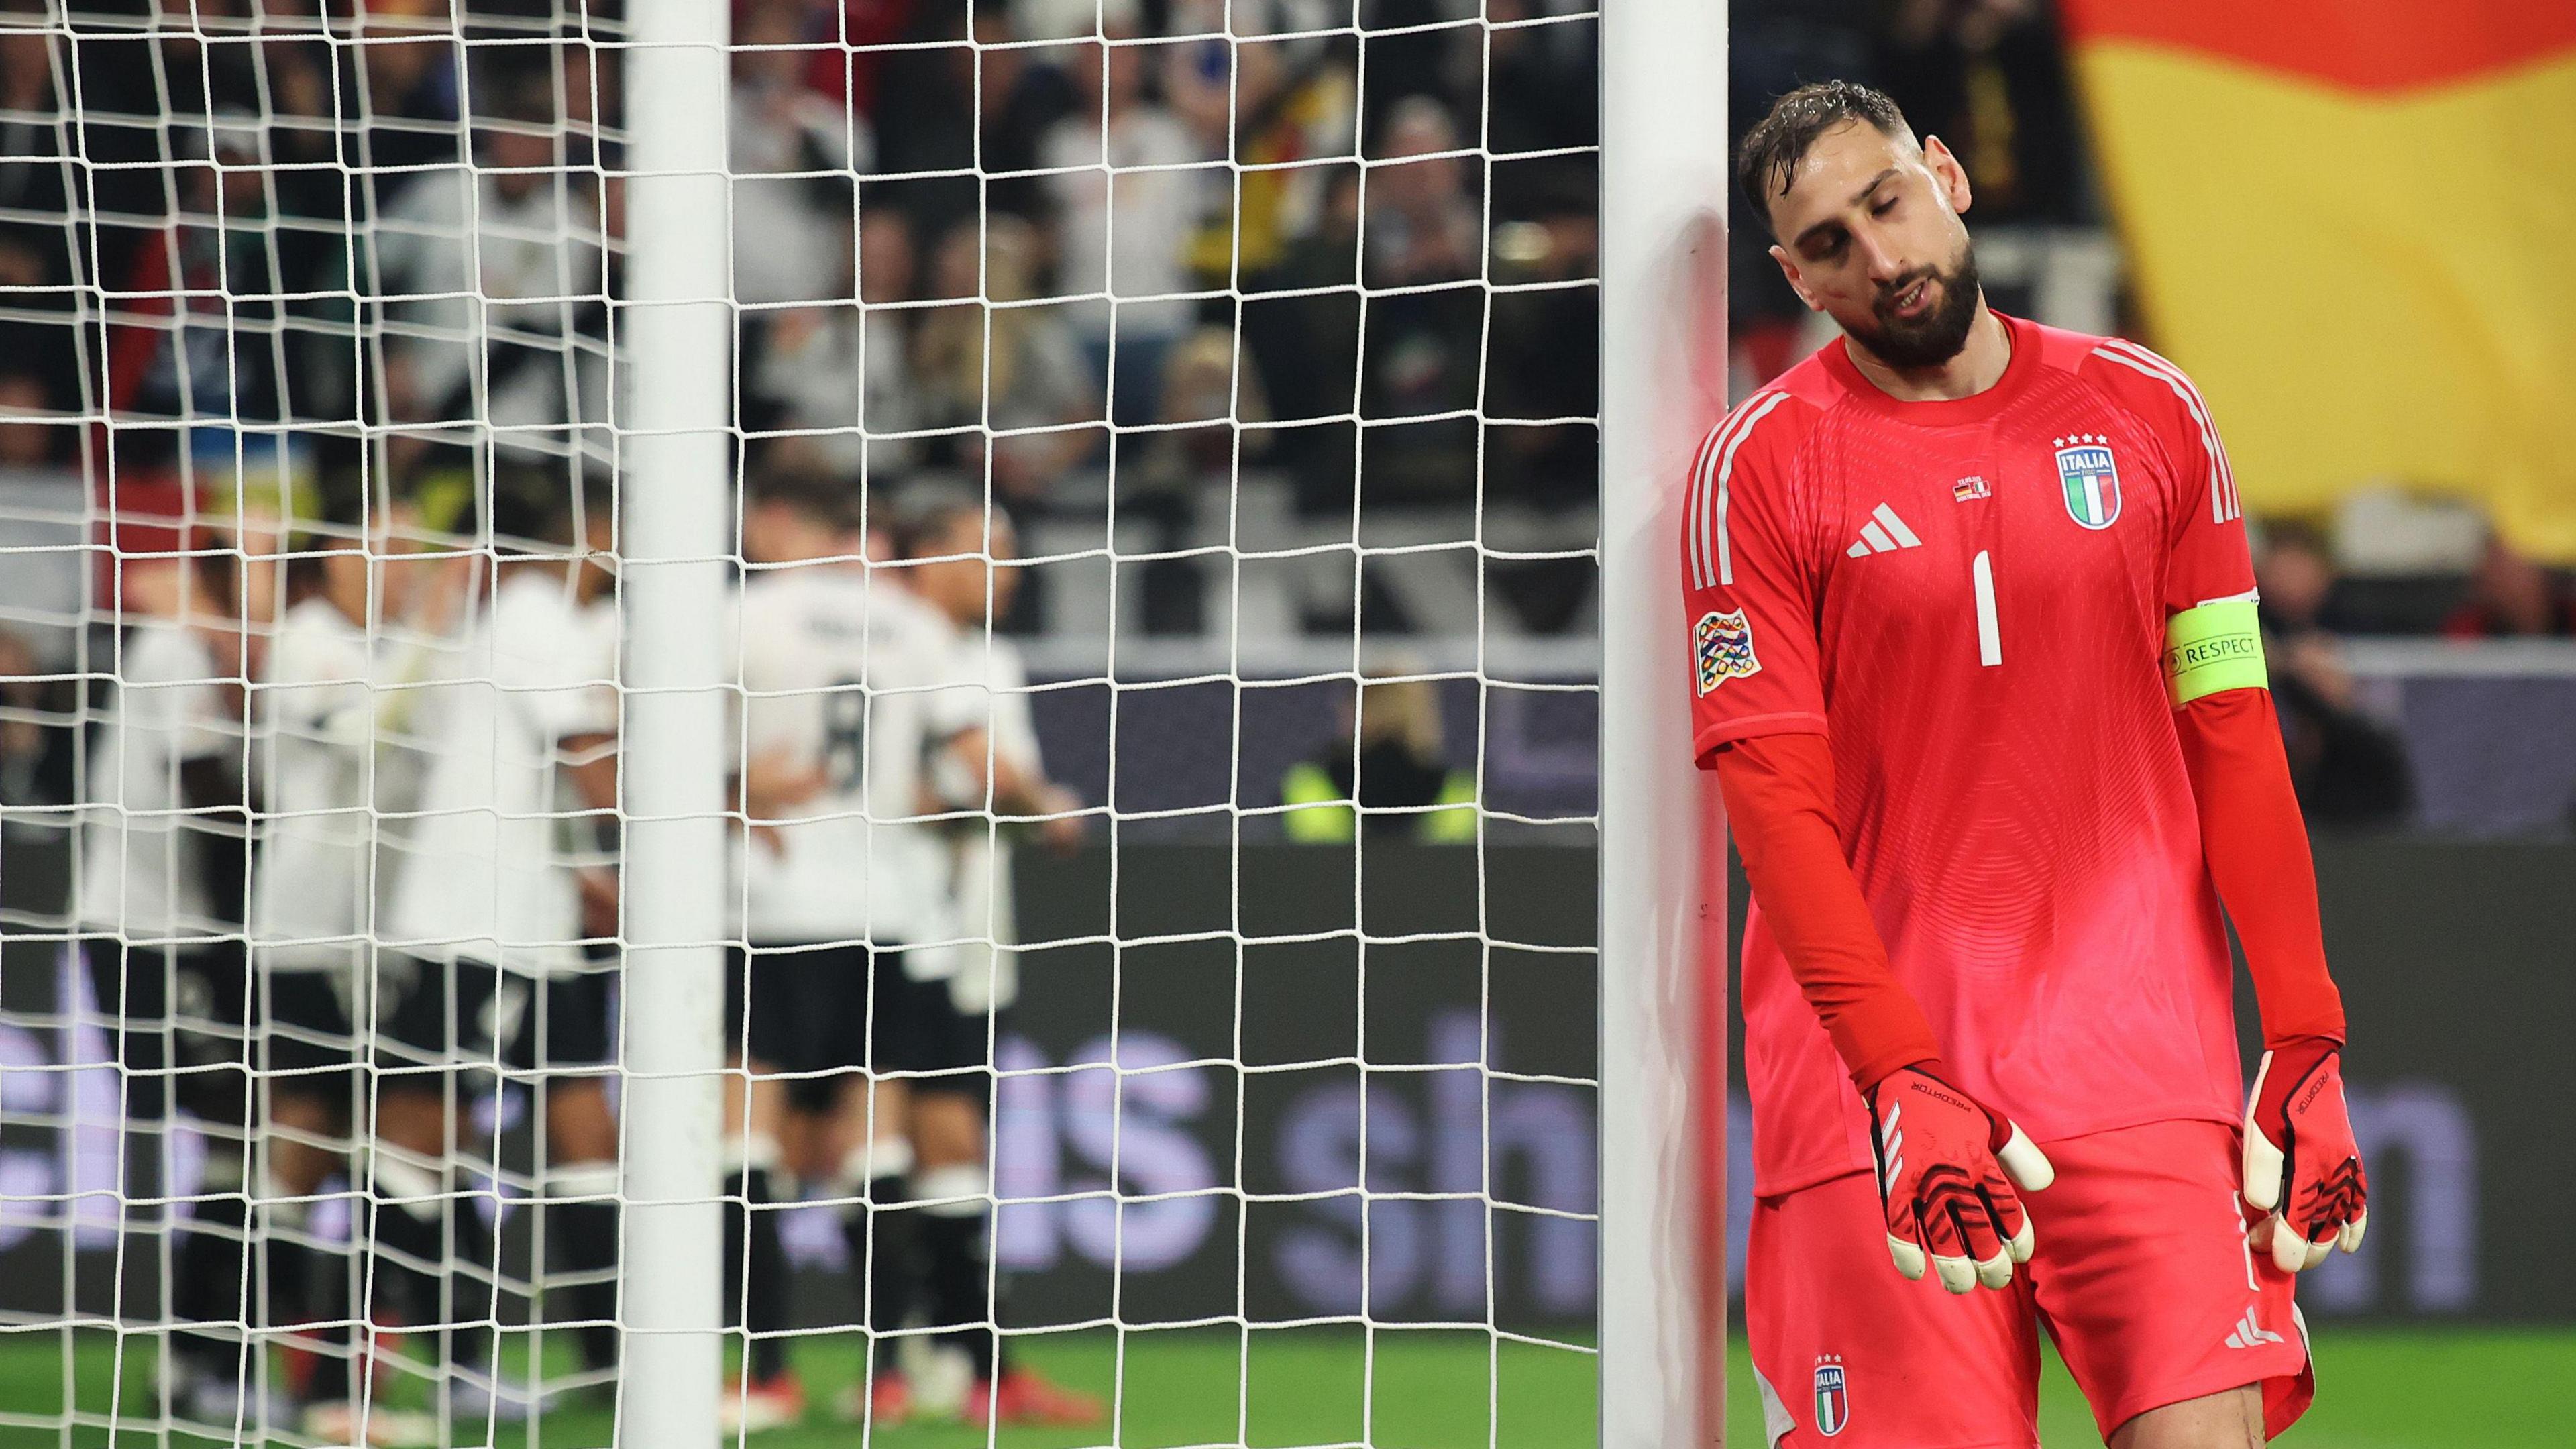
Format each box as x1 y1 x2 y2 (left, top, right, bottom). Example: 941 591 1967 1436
1769 243 1823 313
1920 133 1975 217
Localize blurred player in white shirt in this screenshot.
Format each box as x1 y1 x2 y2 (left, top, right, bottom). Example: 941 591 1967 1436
722 473 984 1428
895 500 1093 1428
376 484 621 1419
74 546 260 1427
245 523 407 1442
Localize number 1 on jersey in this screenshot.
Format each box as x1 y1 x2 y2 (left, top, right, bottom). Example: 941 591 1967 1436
1972 551 2002 667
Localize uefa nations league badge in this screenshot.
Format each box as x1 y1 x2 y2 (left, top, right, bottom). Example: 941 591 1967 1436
1694 608 1761 695
2055 435 2122 529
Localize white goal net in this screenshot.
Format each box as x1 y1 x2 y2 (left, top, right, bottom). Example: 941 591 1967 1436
0 1 1622 1445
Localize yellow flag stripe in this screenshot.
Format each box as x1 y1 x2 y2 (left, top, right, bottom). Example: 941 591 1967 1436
2074 44 2576 561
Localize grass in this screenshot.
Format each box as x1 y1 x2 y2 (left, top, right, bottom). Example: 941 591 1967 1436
0 1324 2565 1447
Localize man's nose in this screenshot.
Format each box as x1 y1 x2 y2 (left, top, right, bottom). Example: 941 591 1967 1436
1856 227 1909 284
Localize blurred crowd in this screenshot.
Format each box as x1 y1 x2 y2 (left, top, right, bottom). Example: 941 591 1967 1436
1 1 2571 840
2249 518 2576 832
0 0 1601 611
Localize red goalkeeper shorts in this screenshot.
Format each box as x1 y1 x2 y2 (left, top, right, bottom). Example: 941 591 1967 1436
1743 1118 2314 1448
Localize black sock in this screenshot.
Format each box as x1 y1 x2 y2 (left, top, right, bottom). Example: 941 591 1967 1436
724 1167 791 1382
921 1208 998 1383
549 1194 621 1375
369 1168 492 1387
843 1173 921 1373
446 1184 498 1387
172 1175 251 1385
277 1223 354 1406
364 1176 440 1356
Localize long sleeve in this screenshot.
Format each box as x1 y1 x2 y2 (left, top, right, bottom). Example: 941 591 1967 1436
2175 686 2347 1047
1714 731 1944 1089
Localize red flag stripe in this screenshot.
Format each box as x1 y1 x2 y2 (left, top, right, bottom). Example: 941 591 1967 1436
2061 0 2576 94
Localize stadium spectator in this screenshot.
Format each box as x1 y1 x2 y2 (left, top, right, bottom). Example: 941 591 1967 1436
973 6 1078 223
1485 170 1599 511
802 0 916 116
1248 164 1363 511
1366 96 1479 292
866 2 1012 243
373 81 609 479
0 621 71 808
1344 0 1467 137
101 114 352 478
1280 670 1476 843
0 12 66 228
1162 0 1358 281
2443 533 2576 638
2255 521 2342 637
911 216 1099 505
2255 523 2416 830
1486 0 1598 162
0 369 66 466
1359 97 1482 502
751 205 927 483
1138 325 1269 482
0 12 83 417
1040 18 1205 422
730 0 867 307
1013 0 1141 42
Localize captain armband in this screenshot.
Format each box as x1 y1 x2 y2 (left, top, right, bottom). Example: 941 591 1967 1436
2164 598 2267 706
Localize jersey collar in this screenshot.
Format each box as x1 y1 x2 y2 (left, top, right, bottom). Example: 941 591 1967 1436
1821 309 2038 425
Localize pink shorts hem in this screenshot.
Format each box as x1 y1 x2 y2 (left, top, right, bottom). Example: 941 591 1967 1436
2089 1360 2304 1443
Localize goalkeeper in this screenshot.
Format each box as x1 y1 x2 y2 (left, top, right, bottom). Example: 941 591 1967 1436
1684 85 2365 1448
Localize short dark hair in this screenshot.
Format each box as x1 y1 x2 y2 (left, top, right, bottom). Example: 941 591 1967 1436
1736 81 1914 237
895 494 997 560
748 466 861 530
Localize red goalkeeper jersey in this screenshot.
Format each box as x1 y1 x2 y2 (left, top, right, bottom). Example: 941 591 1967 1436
1685 315 2257 1195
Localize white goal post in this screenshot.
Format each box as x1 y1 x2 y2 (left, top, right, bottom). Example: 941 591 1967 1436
1596 3 1730 1446
618 0 732 1446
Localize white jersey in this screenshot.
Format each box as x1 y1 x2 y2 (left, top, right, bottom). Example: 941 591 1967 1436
248 597 378 973
554 598 625 879
735 567 973 962
935 630 1046 1012
75 619 238 944
382 569 614 973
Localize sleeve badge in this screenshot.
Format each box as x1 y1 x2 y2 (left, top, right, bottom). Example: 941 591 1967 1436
1694 608 1760 696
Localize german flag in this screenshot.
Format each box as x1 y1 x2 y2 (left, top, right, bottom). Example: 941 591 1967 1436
2063 1 2576 561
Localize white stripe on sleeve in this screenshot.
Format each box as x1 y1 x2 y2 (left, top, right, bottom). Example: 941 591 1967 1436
1705 390 1792 588
2094 339 2239 524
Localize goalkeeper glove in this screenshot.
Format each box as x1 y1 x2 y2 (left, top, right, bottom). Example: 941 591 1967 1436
1864 1065 2055 1293
2243 1036 2369 1273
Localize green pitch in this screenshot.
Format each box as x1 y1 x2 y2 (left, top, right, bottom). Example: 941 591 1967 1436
0 1325 2563 1447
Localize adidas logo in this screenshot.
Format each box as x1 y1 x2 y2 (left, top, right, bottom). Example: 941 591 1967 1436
2224 1308 2284 1350
1845 504 1924 558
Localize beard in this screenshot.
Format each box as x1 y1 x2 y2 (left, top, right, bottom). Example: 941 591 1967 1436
1846 237 1984 370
